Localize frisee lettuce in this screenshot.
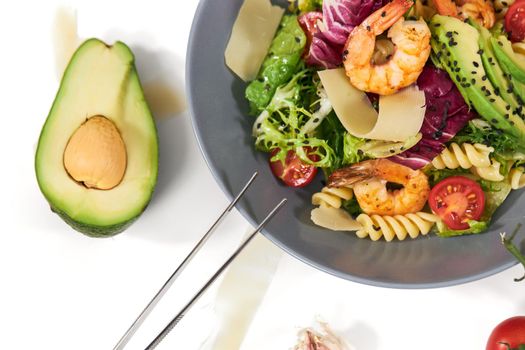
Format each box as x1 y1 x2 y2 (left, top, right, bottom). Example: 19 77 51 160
253 70 335 168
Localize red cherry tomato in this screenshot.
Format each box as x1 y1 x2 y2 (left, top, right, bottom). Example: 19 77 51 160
269 147 318 188
486 316 525 350
505 0 525 42
298 12 323 56
428 176 485 230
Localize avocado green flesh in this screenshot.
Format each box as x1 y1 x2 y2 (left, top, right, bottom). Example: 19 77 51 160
476 23 523 116
492 35 525 84
430 16 525 142
490 35 525 112
35 39 158 237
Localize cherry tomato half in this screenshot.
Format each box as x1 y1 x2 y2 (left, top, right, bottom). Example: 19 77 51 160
505 0 525 42
428 176 485 230
486 316 525 350
269 147 318 188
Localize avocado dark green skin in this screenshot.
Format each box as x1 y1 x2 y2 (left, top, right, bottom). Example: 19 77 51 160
492 35 525 84
429 16 525 148
51 205 139 238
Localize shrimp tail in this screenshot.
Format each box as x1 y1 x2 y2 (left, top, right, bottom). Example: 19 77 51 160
431 0 459 16
362 0 414 35
327 162 377 188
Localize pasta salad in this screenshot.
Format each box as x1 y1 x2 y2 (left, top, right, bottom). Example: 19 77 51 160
226 0 525 241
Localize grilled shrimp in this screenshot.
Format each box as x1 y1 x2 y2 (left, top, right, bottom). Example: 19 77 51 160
343 0 431 95
432 0 495 28
327 159 430 216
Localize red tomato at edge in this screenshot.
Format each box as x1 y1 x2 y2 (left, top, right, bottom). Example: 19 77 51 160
486 316 525 350
269 147 318 188
505 0 525 42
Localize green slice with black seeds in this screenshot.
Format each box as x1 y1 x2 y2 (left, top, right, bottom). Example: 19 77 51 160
430 15 525 145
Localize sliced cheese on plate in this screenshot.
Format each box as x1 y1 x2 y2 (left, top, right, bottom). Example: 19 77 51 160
318 68 426 142
224 0 284 81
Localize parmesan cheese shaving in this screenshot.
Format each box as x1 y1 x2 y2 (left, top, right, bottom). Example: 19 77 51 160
318 68 426 142
311 207 363 231
224 0 285 81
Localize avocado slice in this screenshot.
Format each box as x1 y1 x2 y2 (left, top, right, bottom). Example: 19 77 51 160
492 35 525 84
35 39 158 237
429 15 525 146
473 21 524 118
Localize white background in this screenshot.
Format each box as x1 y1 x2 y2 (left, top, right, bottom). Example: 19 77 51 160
1 1 524 349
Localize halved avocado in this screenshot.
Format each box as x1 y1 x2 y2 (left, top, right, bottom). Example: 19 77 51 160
35 38 158 237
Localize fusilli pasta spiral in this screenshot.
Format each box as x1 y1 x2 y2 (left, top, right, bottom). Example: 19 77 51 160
431 143 504 182
509 167 525 189
311 186 353 209
355 212 440 241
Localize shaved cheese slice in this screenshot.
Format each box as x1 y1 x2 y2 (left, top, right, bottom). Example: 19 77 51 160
318 68 426 142
224 0 285 81
311 207 363 231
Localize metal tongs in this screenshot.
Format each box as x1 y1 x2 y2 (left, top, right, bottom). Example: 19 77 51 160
113 171 287 349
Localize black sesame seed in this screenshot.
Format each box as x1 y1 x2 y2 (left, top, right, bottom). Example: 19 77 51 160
367 25 371 31
381 11 386 17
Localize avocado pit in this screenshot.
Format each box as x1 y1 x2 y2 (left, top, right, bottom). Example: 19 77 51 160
63 115 127 190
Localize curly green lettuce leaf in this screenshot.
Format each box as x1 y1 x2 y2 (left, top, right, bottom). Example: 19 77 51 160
245 14 306 113
436 220 489 237
453 119 525 158
253 71 335 168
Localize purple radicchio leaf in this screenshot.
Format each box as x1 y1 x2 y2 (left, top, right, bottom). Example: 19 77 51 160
299 0 387 68
389 64 476 169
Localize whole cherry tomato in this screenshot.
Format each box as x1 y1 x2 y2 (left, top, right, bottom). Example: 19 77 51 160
486 316 525 350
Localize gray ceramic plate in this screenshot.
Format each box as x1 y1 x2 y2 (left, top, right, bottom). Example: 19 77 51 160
186 0 525 288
